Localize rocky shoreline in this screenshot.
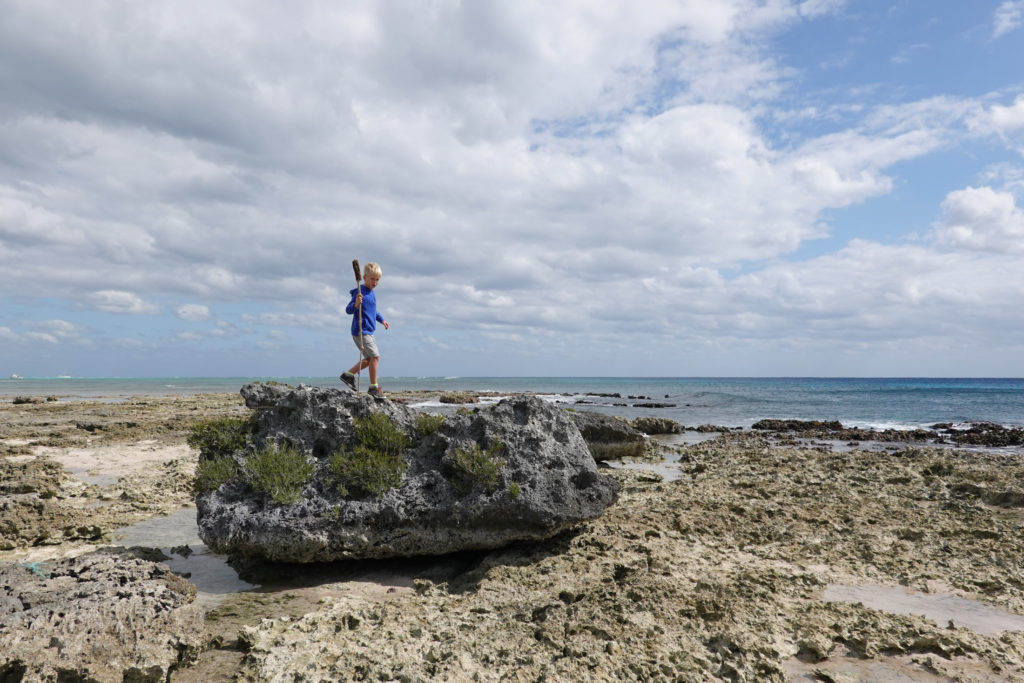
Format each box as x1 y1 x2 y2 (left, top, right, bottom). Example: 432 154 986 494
3 389 1024 681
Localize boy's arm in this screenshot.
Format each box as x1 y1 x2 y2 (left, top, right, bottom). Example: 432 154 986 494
345 291 361 315
376 312 389 330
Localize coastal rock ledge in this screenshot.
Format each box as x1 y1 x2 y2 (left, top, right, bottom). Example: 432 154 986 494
196 383 620 562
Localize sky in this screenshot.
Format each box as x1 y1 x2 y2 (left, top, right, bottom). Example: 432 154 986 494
2 0 1024 379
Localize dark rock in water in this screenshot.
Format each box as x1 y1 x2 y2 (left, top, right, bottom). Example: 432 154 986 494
0 548 205 681
752 419 844 432
631 416 683 435
693 424 732 433
751 418 948 444
569 410 647 461
634 402 676 408
196 384 620 562
932 422 1024 447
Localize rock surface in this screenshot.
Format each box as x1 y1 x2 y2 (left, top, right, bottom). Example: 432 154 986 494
0 548 205 681
236 434 1024 682
631 416 684 434
568 409 647 460
196 384 620 562
8 391 1024 681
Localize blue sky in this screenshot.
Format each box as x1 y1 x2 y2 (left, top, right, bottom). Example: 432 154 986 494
2 0 1024 378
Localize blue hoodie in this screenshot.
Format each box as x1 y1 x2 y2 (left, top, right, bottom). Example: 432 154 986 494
346 285 384 335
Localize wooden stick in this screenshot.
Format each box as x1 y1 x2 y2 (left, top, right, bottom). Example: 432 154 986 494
352 260 363 391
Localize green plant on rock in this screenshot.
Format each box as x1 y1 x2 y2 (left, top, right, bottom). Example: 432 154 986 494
329 445 407 499
354 413 412 456
446 440 506 497
321 506 344 522
416 413 446 437
245 442 314 505
508 481 521 499
187 416 254 458
193 456 240 495
329 413 411 500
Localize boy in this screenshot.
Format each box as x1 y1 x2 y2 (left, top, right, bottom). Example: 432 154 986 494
340 262 389 397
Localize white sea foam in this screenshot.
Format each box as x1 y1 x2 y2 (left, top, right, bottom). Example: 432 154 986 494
408 400 445 409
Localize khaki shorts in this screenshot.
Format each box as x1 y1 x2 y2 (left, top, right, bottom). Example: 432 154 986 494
352 334 379 360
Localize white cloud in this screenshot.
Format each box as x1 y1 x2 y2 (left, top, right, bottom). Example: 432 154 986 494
31 319 80 338
994 1 1024 39
1 1 1024 374
932 186 1024 253
24 332 59 344
86 290 159 315
242 312 340 330
967 95 1024 141
207 320 242 338
115 338 146 348
176 304 210 321
175 331 202 341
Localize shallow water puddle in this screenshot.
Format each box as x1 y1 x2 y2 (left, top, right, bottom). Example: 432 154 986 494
823 584 1024 635
652 432 723 447
601 434 716 482
111 508 256 607
602 459 682 481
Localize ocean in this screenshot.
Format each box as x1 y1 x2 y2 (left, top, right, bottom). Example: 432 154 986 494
3 376 1023 431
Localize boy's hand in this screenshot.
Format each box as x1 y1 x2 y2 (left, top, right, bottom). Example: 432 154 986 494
382 320 389 330
355 293 363 306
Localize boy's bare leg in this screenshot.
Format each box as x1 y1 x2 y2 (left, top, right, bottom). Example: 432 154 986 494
347 358 370 375
368 357 379 385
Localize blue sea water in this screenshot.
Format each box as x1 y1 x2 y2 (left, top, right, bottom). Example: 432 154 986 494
2 376 1023 430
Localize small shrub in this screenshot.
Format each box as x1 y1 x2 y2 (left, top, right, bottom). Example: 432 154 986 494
193 456 240 495
439 392 478 404
353 413 411 457
508 482 521 499
321 506 343 522
416 413 446 437
187 416 253 458
326 413 410 500
245 442 314 505
446 440 505 497
329 445 407 499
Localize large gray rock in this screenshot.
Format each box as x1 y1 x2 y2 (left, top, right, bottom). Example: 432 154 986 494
196 384 620 562
0 548 205 682
568 409 647 460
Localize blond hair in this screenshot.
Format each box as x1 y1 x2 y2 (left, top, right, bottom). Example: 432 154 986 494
364 262 382 278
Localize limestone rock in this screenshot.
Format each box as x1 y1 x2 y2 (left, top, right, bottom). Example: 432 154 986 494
569 409 646 460
632 416 684 435
196 384 619 562
0 548 205 681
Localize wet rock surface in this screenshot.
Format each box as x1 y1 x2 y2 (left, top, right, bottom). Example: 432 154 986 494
197 384 620 561
0 547 205 682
